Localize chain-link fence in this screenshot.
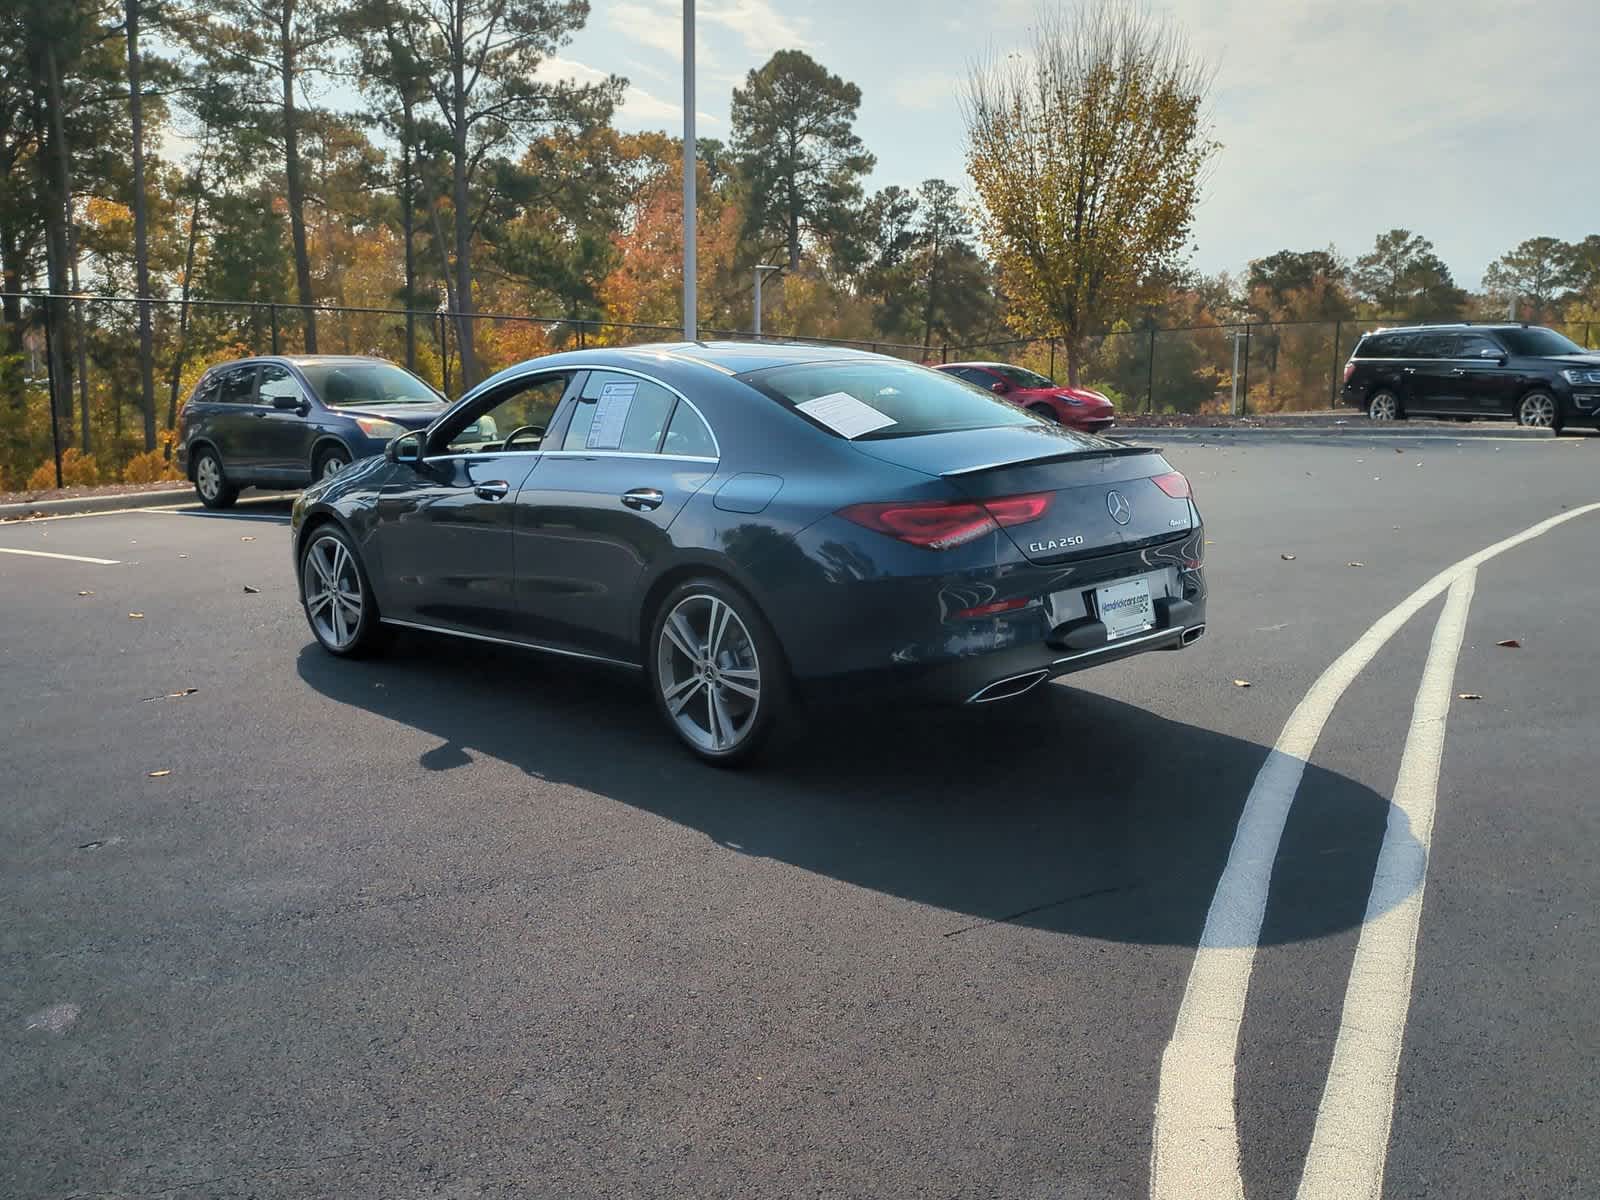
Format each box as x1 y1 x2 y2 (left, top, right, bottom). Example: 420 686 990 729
3 292 1595 491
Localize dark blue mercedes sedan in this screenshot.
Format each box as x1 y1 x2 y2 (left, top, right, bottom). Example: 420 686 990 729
291 342 1207 763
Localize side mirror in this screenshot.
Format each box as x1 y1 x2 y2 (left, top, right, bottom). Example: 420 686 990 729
272 394 309 414
1479 347 1506 362
991 380 1009 395
386 431 423 464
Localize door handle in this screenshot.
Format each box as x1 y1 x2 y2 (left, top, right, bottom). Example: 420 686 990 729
474 480 510 500
1450 368 1466 376
621 487 664 511
1402 367 1416 374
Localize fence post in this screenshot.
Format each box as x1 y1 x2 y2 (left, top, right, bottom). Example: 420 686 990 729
1048 339 1055 380
41 296 64 487
1329 319 1343 408
439 312 451 395
1146 326 1156 414
940 343 948 364
1240 324 1252 416
269 303 280 354
578 321 586 350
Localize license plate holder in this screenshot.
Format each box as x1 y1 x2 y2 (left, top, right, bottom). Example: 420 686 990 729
1095 577 1155 640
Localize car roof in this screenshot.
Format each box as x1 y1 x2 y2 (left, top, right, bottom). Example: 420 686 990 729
1364 323 1524 335
618 340 883 373
938 362 1012 371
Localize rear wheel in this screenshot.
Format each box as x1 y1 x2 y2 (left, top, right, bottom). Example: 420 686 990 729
1367 390 1402 421
313 445 350 482
1517 391 1561 431
299 526 385 657
649 578 786 766
192 447 238 509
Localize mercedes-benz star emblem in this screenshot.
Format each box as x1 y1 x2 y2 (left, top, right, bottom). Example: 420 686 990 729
1107 490 1131 525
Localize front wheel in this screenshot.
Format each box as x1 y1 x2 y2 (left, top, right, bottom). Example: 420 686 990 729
1517 391 1562 431
314 445 350 482
1027 402 1060 424
649 578 787 765
299 526 386 657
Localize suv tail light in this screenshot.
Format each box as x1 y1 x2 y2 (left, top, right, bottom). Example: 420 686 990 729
1342 360 1356 383
1151 471 1191 499
839 492 1053 550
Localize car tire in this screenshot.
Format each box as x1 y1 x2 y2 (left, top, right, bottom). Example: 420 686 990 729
298 525 387 658
313 445 351 483
648 577 788 766
1367 390 1403 421
192 447 238 509
1516 391 1561 431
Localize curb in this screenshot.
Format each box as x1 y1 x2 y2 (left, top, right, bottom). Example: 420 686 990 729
0 488 195 521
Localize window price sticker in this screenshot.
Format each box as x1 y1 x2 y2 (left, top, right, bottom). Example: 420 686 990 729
795 391 897 439
586 381 637 449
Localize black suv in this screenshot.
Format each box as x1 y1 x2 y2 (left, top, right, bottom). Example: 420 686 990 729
1341 324 1600 432
177 355 446 508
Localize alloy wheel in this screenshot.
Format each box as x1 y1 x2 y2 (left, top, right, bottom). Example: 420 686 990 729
302 535 364 650
1368 393 1397 421
321 454 348 480
1518 393 1555 428
656 593 762 754
197 454 222 500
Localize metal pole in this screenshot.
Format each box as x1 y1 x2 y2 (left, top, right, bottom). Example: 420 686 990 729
1230 330 1241 415
270 303 279 353
42 296 64 487
1048 339 1055 380
940 344 948 364
753 268 762 338
1146 326 1156 414
681 0 696 342
1329 319 1342 407
439 312 451 395
1240 325 1252 415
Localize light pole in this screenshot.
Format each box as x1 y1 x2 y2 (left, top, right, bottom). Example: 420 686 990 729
752 265 780 338
681 0 696 342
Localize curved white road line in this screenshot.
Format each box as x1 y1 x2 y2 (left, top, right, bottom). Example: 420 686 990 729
1150 501 1600 1200
1295 569 1475 1199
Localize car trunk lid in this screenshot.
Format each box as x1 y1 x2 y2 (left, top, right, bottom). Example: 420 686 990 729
850 426 1192 563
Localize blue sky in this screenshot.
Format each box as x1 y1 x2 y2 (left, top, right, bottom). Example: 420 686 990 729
543 0 1599 289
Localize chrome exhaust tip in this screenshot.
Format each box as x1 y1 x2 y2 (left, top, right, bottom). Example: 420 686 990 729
967 669 1050 704
1181 624 1206 646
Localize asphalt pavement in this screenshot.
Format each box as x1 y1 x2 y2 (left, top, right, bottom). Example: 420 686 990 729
3 423 1597 1199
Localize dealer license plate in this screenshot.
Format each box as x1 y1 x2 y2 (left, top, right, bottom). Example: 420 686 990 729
1095 578 1155 640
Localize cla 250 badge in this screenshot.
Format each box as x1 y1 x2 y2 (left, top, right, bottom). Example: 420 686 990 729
1029 535 1085 552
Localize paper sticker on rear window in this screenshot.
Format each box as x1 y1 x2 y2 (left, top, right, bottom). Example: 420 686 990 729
795 392 897 439
586 381 637 449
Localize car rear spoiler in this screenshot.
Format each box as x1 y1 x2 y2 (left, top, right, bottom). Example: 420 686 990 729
939 443 1157 478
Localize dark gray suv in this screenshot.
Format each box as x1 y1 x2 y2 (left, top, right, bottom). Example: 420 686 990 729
177 356 446 508
1341 323 1600 432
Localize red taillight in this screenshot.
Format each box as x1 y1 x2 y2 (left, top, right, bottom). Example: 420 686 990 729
1343 360 1356 382
953 596 1032 619
1152 471 1191 499
839 492 1053 550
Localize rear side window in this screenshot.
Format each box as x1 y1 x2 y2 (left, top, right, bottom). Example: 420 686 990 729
745 359 1050 441
561 371 678 453
662 403 717 458
1358 333 1410 358
1411 332 1453 358
191 372 222 405
216 364 259 403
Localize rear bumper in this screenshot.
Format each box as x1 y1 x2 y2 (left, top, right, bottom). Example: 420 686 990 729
768 521 1208 708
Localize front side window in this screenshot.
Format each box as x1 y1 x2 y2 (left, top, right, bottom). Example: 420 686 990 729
1454 333 1504 357
561 371 678 453
990 364 1055 388
300 362 440 408
745 359 1051 441
440 373 569 454
259 364 305 406
1497 326 1584 357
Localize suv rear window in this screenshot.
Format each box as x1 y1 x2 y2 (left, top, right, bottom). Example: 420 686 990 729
744 360 1049 440
1357 333 1410 358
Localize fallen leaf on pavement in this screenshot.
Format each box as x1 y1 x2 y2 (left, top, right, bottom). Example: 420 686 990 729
167 688 198 698
1394 447 1405 453
147 769 170 778
128 612 144 619
1232 679 1252 688
242 585 260 594
1458 693 1483 700
77 590 93 596
1496 638 1521 648
1347 562 1365 567
240 535 255 542
1280 553 1296 560
178 553 188 559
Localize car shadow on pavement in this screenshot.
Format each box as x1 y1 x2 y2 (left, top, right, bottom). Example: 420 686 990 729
296 636 1414 950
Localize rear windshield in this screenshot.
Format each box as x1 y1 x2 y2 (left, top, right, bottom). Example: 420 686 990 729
299 362 441 407
1496 327 1583 357
744 360 1045 440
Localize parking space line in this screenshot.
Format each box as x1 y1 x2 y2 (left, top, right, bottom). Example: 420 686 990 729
1295 569 1475 1200
136 509 290 523
0 547 122 565
1149 500 1600 1200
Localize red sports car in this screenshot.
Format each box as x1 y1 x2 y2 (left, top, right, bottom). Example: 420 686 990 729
936 361 1116 433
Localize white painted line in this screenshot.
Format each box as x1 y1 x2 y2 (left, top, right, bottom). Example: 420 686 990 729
0 546 122 565
1295 569 1475 1200
1150 500 1600 1200
136 509 289 522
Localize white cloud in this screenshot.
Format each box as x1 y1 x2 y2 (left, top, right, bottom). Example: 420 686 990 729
608 1 687 60
537 55 718 127
890 75 951 112
699 0 810 54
